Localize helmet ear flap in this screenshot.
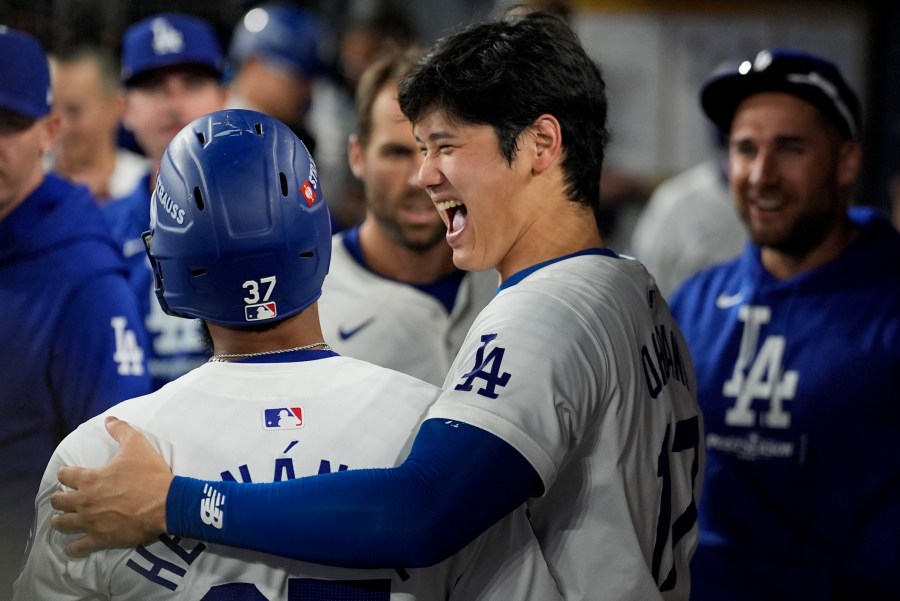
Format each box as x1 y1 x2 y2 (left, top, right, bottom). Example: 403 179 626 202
143 230 178 319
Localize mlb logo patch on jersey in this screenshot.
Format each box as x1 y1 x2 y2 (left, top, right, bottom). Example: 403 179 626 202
245 302 277 321
263 407 303 430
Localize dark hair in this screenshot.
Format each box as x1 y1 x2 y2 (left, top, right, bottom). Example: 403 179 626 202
398 11 609 210
50 45 120 96
355 45 422 147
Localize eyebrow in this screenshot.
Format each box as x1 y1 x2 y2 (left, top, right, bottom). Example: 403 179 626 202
415 130 456 144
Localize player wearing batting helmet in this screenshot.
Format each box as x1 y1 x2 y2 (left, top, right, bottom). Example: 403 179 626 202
15 109 560 601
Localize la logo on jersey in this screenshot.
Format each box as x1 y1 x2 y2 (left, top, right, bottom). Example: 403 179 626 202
151 18 184 56
263 407 303 430
245 302 277 321
111 316 145 376
723 305 798 429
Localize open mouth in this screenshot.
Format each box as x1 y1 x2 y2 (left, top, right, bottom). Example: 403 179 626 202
435 199 466 233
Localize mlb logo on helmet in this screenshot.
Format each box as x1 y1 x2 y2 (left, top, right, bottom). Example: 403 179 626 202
301 180 316 206
263 407 303 430
245 302 277 321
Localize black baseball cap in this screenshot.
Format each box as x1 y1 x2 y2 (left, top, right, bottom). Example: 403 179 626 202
700 48 861 139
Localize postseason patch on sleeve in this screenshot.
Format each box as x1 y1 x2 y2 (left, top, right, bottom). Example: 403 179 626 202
263 407 304 430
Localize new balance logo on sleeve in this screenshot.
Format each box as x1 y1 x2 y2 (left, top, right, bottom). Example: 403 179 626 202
200 483 225 529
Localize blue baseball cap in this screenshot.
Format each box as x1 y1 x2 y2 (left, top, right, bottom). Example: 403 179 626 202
0 26 52 118
121 13 224 87
228 3 325 78
700 48 861 139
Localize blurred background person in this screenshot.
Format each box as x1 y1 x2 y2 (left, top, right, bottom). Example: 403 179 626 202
325 8 418 231
103 12 227 390
670 48 900 600
629 124 746 298
0 27 151 597
45 45 149 205
318 46 497 385
226 1 325 150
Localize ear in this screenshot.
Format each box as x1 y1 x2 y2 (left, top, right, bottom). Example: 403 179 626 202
114 90 127 121
121 93 137 131
347 133 366 181
530 114 563 174
39 113 61 152
836 138 862 188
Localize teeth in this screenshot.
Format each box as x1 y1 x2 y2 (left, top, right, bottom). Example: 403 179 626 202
436 199 462 212
754 198 785 210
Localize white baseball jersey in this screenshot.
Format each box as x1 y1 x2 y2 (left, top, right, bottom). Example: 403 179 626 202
426 251 705 601
14 355 561 601
630 160 746 297
318 235 498 385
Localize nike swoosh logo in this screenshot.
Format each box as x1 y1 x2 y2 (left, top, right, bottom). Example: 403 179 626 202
715 292 744 309
338 317 376 341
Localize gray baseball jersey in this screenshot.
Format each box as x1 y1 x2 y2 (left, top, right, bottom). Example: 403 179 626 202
318 235 497 385
426 251 705 601
14 355 560 601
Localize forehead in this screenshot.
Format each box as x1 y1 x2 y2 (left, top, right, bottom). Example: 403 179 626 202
371 84 404 123
732 92 826 136
412 108 476 142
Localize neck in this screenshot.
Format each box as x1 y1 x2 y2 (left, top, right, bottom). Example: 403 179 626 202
55 142 116 176
498 200 603 281
206 305 326 357
760 216 856 280
358 219 458 283
0 163 44 222
54 145 118 200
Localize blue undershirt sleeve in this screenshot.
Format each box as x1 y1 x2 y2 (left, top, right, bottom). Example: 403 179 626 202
167 418 542 567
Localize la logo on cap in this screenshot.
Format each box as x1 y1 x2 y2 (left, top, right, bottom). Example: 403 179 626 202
151 18 184 56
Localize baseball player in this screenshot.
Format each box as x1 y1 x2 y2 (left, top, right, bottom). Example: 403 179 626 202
0 27 151 598
669 49 900 599
317 47 497 385
103 13 228 390
51 13 704 600
14 109 560 600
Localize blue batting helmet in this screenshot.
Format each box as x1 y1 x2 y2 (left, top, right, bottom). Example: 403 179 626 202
228 3 326 78
145 108 331 327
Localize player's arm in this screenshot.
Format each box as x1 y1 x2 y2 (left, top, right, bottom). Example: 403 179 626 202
52 416 542 567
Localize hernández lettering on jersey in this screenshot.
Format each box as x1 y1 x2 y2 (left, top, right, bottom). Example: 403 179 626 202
640 324 691 399
125 450 351 591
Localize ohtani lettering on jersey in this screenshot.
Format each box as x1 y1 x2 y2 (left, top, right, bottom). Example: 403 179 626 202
641 324 690 399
